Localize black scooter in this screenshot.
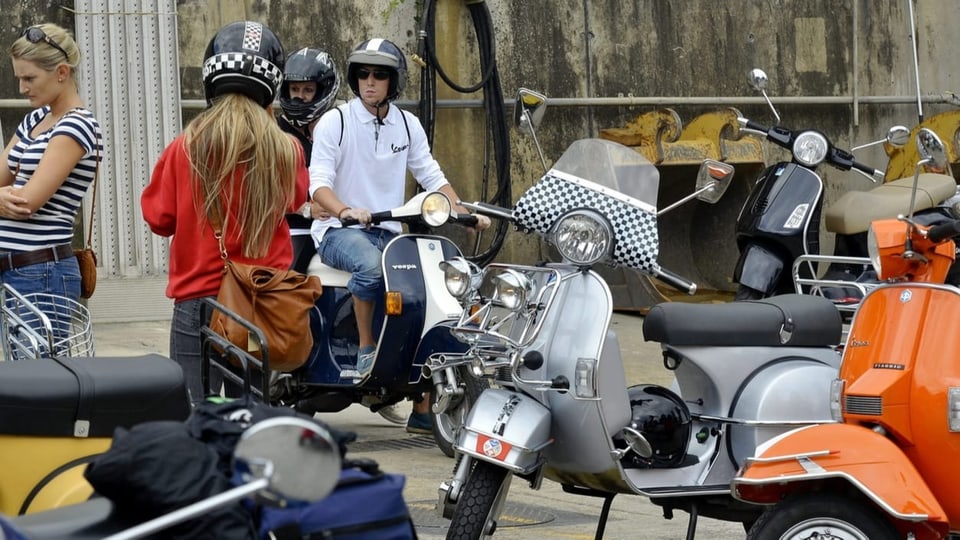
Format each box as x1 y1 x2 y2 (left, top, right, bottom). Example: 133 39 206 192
733 68 881 300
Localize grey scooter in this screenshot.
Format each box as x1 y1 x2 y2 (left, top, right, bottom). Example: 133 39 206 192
429 90 844 539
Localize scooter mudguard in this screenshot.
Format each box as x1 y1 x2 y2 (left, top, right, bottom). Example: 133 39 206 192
455 388 552 475
732 423 949 536
733 242 784 294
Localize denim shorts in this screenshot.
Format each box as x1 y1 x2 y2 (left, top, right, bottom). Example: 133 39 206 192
318 227 396 302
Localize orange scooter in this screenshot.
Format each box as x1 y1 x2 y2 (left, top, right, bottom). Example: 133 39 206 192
731 128 960 540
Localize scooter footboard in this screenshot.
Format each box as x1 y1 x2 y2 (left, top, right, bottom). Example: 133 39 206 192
732 424 948 532
455 389 552 474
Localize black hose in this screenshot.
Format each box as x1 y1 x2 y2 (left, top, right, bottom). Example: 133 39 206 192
418 0 512 267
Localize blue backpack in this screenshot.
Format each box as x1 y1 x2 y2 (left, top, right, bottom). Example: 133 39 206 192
258 457 416 540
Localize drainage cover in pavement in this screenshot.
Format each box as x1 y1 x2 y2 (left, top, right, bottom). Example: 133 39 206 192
347 435 437 452
409 499 559 529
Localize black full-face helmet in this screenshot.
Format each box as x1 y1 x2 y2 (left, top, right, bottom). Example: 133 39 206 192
202 21 285 108
616 385 692 469
280 48 340 127
345 38 407 104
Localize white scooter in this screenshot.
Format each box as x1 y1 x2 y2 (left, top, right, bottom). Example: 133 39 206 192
429 90 845 539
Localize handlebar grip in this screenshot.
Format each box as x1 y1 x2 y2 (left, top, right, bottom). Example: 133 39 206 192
340 217 359 227
851 161 883 181
652 266 698 295
927 220 960 243
455 214 479 227
738 117 770 134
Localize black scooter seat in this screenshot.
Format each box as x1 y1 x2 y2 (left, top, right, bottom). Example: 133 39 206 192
8 498 131 539
0 354 191 438
643 294 841 347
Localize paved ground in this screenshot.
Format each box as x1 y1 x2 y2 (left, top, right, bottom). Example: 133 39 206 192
92 313 747 539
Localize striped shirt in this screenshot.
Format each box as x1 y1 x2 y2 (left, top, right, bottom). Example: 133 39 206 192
1 107 103 251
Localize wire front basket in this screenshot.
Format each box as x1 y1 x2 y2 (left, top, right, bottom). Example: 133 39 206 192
1 284 95 361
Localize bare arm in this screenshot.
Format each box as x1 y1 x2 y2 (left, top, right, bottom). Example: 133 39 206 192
16 135 87 213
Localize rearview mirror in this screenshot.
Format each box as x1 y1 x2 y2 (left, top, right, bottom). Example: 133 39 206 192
696 160 735 204
748 69 769 92
917 128 948 172
234 416 341 505
886 125 911 148
514 88 547 135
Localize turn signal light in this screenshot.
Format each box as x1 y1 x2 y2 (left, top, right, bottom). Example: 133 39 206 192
385 291 402 316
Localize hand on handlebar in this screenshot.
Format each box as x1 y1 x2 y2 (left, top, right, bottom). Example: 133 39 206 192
339 207 371 226
469 213 491 231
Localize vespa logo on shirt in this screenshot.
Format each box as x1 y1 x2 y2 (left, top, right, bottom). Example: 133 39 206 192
391 143 409 153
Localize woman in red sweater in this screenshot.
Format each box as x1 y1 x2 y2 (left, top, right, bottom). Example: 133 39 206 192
141 21 308 404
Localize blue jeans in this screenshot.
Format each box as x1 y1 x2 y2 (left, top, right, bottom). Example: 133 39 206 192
0 257 81 301
171 298 223 405
318 228 396 302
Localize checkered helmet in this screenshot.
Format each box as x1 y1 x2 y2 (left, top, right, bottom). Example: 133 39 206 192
280 48 340 127
346 38 407 103
202 21 285 108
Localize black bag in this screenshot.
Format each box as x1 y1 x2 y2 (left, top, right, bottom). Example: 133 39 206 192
258 458 416 540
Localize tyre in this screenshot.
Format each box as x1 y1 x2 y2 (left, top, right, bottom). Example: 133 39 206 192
432 366 489 458
746 493 898 540
735 283 766 301
446 460 511 540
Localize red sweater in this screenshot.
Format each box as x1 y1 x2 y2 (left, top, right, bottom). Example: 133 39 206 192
142 136 308 302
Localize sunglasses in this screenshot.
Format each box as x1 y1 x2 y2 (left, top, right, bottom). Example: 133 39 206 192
356 68 390 81
23 27 69 62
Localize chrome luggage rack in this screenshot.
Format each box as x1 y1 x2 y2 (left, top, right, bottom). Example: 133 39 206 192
792 254 876 318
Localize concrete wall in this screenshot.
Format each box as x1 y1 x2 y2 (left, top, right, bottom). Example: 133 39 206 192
2 0 959 276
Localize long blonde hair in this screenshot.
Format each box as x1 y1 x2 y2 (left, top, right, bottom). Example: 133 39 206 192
185 93 298 258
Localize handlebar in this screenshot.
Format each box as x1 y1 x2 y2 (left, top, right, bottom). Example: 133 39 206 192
651 265 697 295
927 220 960 243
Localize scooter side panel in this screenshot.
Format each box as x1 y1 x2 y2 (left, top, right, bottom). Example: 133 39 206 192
733 423 949 537
727 359 838 468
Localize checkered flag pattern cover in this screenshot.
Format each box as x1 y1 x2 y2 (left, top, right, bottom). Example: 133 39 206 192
242 21 263 51
202 52 283 87
514 173 660 272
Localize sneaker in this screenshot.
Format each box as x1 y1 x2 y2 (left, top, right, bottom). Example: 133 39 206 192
377 401 410 425
341 345 376 381
406 411 433 435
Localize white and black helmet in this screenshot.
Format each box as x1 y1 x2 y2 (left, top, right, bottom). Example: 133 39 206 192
280 47 340 127
346 38 407 104
202 21 285 108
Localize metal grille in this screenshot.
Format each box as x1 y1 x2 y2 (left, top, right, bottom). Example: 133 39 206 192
74 0 181 321
845 395 882 416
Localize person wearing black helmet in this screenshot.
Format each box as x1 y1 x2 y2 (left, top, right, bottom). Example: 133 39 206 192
278 47 340 273
142 21 309 404
308 37 490 432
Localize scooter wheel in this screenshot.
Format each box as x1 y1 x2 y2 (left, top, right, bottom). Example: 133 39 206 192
746 493 898 540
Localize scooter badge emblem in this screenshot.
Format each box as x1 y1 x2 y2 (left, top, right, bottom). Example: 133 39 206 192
900 290 912 303
477 434 512 460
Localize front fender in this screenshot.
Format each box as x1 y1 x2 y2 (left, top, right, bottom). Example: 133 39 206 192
731 423 948 533
456 389 552 475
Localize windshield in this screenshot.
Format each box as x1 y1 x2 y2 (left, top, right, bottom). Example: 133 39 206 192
549 139 660 206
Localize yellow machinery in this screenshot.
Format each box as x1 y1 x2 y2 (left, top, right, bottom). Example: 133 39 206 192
883 109 960 182
598 108 765 312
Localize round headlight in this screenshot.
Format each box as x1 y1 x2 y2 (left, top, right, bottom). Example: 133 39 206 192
493 269 533 311
552 210 612 266
421 192 452 227
792 131 829 168
439 257 480 299
867 224 882 276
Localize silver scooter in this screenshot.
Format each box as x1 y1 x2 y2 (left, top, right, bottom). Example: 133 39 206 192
430 90 844 539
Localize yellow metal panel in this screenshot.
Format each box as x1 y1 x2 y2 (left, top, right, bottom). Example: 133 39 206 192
883 110 960 183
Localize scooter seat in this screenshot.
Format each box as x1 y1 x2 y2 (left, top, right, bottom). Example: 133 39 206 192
8 498 129 539
307 255 352 288
643 294 842 347
0 354 190 438
825 173 957 235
